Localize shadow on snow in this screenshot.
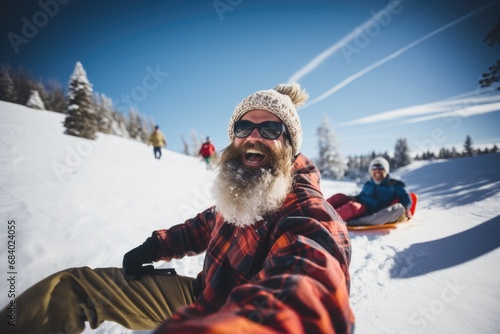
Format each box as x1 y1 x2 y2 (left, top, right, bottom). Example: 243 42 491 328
390 214 500 278
401 154 500 209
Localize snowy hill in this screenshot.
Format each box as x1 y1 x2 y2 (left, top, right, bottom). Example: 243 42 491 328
334 154 500 334
1 101 499 333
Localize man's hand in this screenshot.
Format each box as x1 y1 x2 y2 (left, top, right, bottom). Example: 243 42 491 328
405 209 413 220
122 234 160 280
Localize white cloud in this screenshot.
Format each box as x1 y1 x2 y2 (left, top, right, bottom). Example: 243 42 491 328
340 92 500 126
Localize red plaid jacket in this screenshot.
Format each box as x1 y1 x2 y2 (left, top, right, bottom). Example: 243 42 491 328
154 154 354 333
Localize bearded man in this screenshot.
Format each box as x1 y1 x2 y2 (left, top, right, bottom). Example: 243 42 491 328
3 83 354 334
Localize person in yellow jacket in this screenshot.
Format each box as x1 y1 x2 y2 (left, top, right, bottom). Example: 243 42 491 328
148 125 167 159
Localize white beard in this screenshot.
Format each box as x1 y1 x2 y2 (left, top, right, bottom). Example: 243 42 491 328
212 161 293 227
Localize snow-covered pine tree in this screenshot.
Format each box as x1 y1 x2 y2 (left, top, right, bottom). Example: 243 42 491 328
94 93 113 134
0 65 16 103
126 107 141 140
190 129 202 157
34 82 49 108
181 134 191 156
64 62 98 140
393 137 412 169
464 135 474 157
110 111 130 138
138 114 153 143
316 115 346 179
145 116 157 143
345 155 366 180
26 90 45 110
136 114 147 143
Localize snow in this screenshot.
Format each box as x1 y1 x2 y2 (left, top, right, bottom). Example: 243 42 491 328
1 101 499 333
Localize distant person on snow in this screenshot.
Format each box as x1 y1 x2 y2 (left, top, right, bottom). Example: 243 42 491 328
198 136 216 169
148 125 167 159
327 157 412 225
3 83 354 334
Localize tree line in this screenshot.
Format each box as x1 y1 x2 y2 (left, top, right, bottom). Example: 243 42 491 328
316 116 498 182
0 62 157 143
416 135 498 161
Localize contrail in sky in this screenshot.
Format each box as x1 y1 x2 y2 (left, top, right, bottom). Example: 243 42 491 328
287 2 399 84
339 92 500 126
300 1 495 109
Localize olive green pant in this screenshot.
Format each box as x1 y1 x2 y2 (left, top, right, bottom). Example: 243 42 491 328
1 267 196 334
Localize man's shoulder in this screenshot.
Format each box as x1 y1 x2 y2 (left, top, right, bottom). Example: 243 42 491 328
292 154 322 191
386 177 406 187
293 154 319 174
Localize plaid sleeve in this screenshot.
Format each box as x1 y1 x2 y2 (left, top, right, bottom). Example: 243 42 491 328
154 214 354 334
154 207 216 261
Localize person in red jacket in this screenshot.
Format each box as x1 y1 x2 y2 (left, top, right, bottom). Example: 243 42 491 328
3 83 354 334
198 136 216 169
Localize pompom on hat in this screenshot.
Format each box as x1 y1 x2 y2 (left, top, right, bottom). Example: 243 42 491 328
369 156 390 174
228 83 308 157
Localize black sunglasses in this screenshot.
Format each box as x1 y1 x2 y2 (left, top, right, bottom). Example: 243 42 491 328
234 120 286 140
371 164 385 171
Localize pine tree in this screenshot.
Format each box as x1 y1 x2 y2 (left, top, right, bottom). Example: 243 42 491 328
316 115 346 179
181 134 191 155
45 80 66 113
64 62 98 139
136 113 148 143
26 90 45 109
345 155 364 180
393 138 412 169
95 93 113 134
144 117 156 143
190 129 202 157
479 20 500 90
110 110 130 137
126 107 140 140
0 65 16 102
463 135 474 157
438 147 450 159
138 114 153 143
11 66 36 105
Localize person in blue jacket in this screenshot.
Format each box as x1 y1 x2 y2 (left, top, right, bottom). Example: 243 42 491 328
327 156 412 222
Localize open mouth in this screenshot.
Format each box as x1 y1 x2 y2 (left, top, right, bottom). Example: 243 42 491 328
244 148 266 167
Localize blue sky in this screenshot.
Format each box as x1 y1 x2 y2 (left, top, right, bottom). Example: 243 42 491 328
1 0 499 159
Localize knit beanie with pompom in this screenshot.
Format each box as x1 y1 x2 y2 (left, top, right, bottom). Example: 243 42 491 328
227 83 308 157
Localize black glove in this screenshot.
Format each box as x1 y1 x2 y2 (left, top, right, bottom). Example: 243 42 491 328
122 233 160 280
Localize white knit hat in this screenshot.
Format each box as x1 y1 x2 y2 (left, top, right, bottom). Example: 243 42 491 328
228 83 308 157
369 156 390 173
